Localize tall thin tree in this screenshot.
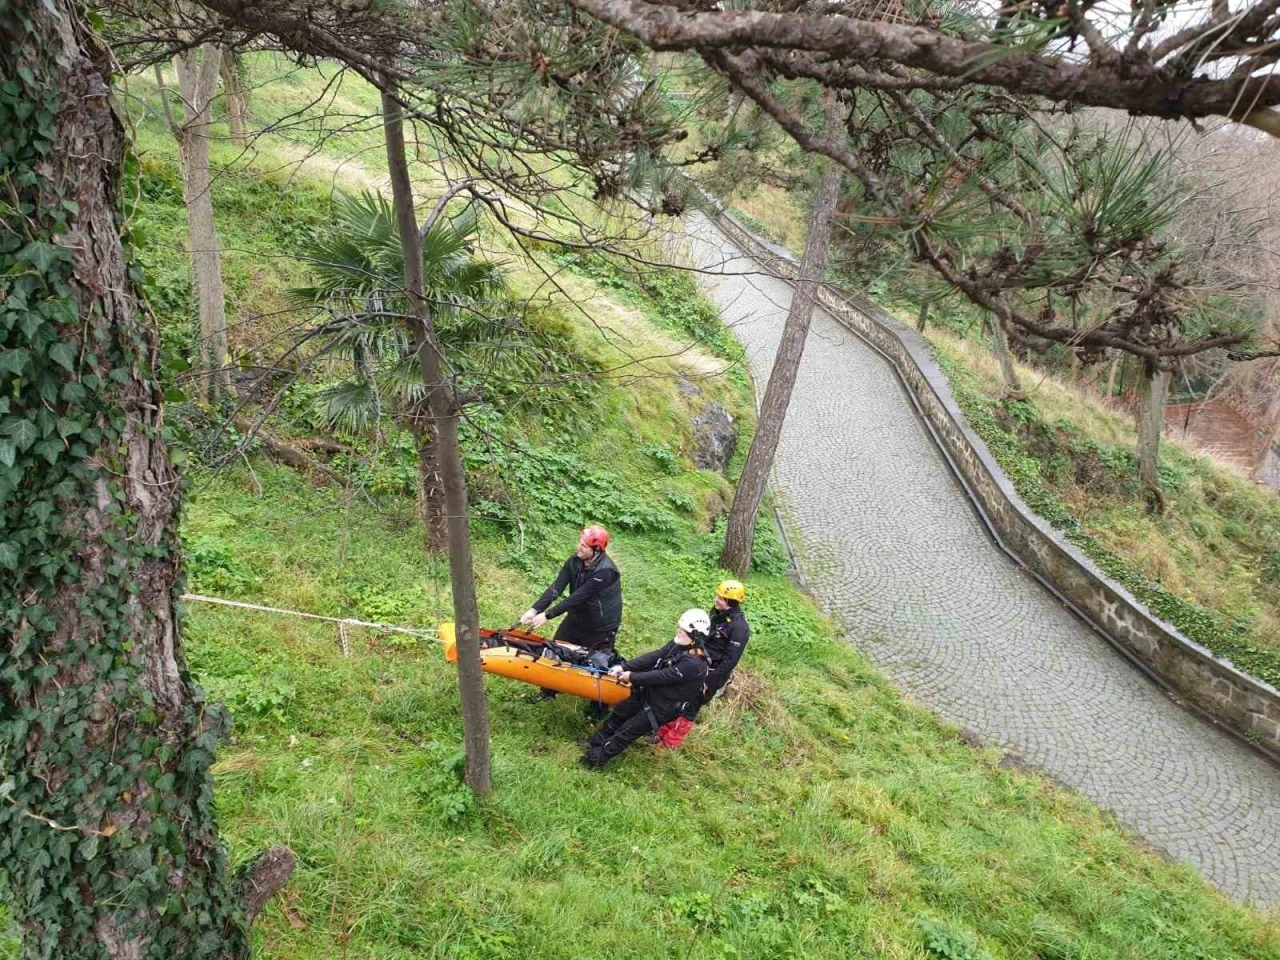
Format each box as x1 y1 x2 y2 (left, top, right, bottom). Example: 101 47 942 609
158 43 233 401
380 89 492 793
220 48 248 147
720 97 844 575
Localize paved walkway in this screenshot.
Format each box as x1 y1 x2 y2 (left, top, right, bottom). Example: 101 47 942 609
677 215 1280 908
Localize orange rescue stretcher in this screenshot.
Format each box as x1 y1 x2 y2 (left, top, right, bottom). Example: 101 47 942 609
437 622 632 706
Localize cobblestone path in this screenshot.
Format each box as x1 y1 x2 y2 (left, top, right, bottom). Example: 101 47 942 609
679 215 1280 908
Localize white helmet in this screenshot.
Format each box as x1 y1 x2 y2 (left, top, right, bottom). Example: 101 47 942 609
678 608 711 642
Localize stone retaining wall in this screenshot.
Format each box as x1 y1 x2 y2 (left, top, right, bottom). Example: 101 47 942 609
706 207 1280 759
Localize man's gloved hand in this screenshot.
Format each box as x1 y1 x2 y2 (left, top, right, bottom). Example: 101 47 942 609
608 664 624 677
519 608 539 626
530 612 548 628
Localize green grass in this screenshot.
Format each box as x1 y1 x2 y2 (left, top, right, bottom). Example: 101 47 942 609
45 456 1270 960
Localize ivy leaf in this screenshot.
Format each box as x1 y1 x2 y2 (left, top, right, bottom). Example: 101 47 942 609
17 240 70 273
78 834 100 863
0 441 13 468
19 312 45 339
6 419 37 451
33 438 62 464
0 349 30 376
40 297 76 327
0 777 13 801
0 542 17 570
49 342 77 372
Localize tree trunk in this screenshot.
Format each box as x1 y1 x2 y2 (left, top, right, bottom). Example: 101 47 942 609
0 5 290 956
916 299 930 333
173 45 232 403
382 89 492 793
416 420 449 555
1251 384 1280 482
1104 355 1119 398
220 49 248 147
720 116 843 576
1137 361 1169 513
991 310 1024 399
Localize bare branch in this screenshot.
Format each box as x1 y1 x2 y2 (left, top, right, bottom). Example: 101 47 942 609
566 0 1280 126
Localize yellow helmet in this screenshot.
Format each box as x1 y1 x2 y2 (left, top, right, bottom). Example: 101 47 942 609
715 579 746 603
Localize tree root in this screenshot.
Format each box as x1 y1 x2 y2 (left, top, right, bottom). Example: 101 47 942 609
1142 480 1167 515
234 845 297 928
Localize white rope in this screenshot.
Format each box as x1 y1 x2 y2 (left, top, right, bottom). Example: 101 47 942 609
180 593 437 641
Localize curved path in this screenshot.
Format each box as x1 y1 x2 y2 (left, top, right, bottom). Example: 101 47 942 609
677 215 1280 908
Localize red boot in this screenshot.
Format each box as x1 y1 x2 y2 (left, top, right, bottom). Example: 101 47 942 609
655 717 695 749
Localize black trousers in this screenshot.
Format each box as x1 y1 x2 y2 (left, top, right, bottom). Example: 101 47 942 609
700 671 732 707
582 695 669 767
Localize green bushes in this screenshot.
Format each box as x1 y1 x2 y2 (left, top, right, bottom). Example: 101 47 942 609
463 414 679 538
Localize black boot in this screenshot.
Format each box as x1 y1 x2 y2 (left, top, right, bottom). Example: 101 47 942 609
579 748 608 770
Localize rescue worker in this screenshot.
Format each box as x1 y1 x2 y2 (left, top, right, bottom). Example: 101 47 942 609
654 580 750 749
702 579 749 706
521 525 622 703
520 524 622 654
580 609 711 769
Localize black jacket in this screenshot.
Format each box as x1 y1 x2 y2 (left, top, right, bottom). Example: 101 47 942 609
534 551 622 640
705 605 749 688
624 642 708 717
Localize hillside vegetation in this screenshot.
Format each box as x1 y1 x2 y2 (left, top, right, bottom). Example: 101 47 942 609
3 60 1278 959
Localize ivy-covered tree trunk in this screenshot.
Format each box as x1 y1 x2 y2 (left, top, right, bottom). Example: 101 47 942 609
0 3 291 957
720 110 843 577
381 88 492 793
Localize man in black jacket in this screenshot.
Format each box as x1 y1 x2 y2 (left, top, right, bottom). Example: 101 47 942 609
521 524 622 654
580 609 711 769
701 579 750 706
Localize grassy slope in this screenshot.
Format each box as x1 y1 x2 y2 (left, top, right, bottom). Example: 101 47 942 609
3 60 1279 958
179 464 1278 960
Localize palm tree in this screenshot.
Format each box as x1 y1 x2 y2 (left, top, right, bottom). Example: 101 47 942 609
289 191 530 552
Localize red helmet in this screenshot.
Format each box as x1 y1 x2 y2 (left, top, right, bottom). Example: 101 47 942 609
580 525 610 550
